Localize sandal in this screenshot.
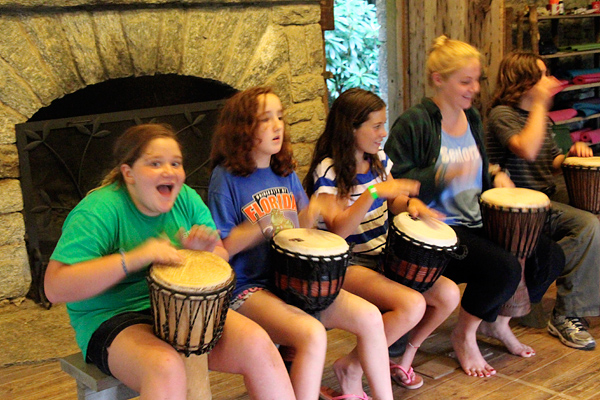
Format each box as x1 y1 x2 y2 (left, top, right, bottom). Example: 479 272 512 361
319 386 369 400
390 362 424 389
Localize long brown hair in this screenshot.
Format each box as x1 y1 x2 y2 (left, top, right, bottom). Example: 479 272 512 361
491 52 544 109
210 86 295 177
96 123 180 190
304 88 386 198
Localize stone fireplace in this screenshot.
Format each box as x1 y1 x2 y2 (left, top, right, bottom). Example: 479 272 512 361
0 0 328 303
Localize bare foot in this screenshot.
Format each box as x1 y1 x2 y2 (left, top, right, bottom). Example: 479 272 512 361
450 328 497 377
332 356 364 396
479 317 535 357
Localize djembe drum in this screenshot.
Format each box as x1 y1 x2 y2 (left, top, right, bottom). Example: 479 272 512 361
480 188 550 317
147 250 235 400
562 156 600 214
383 212 467 293
271 228 349 313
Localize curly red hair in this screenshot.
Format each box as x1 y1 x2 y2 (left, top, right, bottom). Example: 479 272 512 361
210 86 295 177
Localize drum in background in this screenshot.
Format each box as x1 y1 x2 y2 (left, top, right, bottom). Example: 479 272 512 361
480 188 550 317
148 250 235 400
271 228 349 313
562 156 600 214
383 212 466 293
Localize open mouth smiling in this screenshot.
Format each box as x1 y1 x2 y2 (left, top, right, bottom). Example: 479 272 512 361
157 184 174 195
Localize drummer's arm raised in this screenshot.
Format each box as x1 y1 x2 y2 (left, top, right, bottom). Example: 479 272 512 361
44 238 182 303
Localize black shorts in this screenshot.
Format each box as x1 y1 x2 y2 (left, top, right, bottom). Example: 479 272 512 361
86 309 153 376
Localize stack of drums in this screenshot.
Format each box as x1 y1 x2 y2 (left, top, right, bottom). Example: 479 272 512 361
562 156 600 214
480 188 550 317
148 250 235 400
271 228 350 313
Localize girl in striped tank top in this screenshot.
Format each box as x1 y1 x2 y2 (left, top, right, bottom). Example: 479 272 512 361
304 88 460 391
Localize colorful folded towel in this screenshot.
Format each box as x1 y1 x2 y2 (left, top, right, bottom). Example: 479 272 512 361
580 129 600 144
548 108 578 122
566 68 600 79
573 73 600 84
573 100 600 116
570 128 591 143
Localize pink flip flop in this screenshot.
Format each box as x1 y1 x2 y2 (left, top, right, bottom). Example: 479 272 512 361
319 386 369 400
390 362 424 389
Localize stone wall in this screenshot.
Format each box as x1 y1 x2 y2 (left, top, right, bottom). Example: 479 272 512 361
0 0 327 302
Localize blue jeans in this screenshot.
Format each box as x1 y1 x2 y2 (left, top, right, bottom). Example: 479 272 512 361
547 200 600 317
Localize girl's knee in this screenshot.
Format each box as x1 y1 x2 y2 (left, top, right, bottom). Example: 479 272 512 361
404 290 427 316
356 301 386 331
434 279 461 309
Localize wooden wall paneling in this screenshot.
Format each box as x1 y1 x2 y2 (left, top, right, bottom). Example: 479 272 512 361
468 0 505 116
385 0 404 122
407 0 431 105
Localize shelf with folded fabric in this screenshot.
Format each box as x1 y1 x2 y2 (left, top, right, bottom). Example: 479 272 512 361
537 13 600 21
525 6 600 56
542 48 600 59
561 81 600 92
554 112 600 125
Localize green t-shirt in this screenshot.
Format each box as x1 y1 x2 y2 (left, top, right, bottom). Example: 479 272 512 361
50 183 216 358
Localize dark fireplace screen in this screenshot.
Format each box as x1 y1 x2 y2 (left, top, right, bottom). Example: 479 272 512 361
16 100 226 307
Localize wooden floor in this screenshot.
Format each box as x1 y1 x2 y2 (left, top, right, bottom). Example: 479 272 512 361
2 286 600 400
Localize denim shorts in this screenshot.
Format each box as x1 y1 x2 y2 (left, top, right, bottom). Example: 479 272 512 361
231 286 322 321
350 252 384 274
86 309 153 376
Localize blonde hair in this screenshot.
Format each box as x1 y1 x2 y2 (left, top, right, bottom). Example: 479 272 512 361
426 35 482 87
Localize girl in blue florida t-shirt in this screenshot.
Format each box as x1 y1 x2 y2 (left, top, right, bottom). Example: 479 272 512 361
209 87 394 400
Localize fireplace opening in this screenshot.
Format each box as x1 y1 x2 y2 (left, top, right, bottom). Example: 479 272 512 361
17 75 237 307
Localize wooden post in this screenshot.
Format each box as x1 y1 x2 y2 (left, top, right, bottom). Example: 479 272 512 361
516 9 524 50
505 6 514 54
529 5 539 55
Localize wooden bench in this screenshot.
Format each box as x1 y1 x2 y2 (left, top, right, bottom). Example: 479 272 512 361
59 353 139 400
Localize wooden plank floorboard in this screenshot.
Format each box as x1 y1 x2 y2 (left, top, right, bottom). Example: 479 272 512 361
2 288 600 400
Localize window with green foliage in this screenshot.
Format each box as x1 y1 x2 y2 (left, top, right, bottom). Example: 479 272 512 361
324 0 381 104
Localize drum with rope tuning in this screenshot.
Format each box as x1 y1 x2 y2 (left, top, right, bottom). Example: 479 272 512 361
271 228 349 313
148 250 235 400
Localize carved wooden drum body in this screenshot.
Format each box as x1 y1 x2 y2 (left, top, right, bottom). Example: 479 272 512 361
271 228 349 313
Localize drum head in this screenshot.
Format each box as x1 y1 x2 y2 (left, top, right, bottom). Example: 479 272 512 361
150 250 233 293
480 188 550 209
392 212 457 247
563 156 600 168
272 228 349 257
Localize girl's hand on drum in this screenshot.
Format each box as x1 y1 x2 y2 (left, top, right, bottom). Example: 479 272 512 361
492 171 515 188
407 197 445 220
376 179 420 199
134 238 183 268
179 225 221 252
302 194 329 228
568 141 593 158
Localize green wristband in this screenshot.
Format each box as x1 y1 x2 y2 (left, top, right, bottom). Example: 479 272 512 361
367 185 379 200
